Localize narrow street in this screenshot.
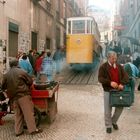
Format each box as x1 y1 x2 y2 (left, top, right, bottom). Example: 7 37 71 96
54 62 99 85
1 0 140 139
1 84 140 140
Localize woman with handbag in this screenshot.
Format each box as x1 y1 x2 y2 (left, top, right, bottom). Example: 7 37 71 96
98 51 129 134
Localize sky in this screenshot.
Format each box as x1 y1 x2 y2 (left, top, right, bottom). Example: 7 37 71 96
88 0 115 11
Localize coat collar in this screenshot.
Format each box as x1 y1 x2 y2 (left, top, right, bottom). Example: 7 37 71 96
108 61 117 68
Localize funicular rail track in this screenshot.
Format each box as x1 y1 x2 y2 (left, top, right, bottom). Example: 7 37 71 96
55 59 102 85
60 68 98 85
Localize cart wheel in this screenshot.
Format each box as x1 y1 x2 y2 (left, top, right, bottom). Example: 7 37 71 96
34 107 41 127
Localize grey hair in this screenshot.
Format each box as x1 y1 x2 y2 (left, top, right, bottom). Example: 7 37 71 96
107 51 117 58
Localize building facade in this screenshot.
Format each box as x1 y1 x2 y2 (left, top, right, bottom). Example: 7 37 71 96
113 0 140 42
0 0 87 71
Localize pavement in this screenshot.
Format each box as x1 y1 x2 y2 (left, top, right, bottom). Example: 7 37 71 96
1 84 140 140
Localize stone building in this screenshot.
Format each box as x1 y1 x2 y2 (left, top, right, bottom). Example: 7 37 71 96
113 0 140 44
0 0 87 71
120 0 140 39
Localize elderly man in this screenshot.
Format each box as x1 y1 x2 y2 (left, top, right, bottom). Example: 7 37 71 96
2 59 42 136
98 51 129 133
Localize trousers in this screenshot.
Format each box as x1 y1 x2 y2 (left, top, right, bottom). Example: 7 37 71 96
13 95 37 134
104 91 123 128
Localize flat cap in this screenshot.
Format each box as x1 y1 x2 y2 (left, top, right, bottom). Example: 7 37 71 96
9 58 18 68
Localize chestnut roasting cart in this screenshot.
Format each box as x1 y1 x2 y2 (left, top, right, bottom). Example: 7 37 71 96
31 82 59 126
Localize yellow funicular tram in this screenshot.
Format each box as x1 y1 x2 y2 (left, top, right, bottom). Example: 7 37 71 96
66 16 101 70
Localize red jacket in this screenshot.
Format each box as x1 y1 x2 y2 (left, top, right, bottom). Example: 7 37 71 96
35 57 43 72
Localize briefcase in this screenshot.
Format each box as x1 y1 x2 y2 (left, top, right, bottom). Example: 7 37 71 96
110 87 132 107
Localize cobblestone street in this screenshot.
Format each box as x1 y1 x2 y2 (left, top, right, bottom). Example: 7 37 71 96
1 0 140 139
1 84 140 140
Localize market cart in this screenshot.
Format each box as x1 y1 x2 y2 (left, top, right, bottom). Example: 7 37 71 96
31 82 59 126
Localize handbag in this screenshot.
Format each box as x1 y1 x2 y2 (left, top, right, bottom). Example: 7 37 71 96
110 86 132 107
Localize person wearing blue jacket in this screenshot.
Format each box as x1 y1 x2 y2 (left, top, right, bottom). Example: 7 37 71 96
19 53 33 76
124 62 139 103
41 51 54 82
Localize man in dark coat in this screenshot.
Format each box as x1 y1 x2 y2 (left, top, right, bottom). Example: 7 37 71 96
2 59 42 136
28 50 35 70
98 51 129 133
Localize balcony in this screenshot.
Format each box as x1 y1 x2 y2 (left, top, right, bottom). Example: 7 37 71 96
34 0 54 17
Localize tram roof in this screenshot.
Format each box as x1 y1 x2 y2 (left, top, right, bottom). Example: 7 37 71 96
67 16 95 21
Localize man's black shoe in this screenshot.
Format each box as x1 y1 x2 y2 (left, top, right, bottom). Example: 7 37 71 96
16 131 24 137
112 123 119 130
106 128 112 133
30 128 43 135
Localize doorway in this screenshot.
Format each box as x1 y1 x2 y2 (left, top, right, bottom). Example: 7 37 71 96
8 22 19 57
31 32 37 51
45 38 51 50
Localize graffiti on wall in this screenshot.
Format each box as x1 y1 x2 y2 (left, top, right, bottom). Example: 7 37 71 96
0 39 7 72
39 39 45 51
0 40 3 62
18 32 30 53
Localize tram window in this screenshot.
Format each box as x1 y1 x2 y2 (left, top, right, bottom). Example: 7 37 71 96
92 23 96 34
87 20 91 34
91 21 93 34
68 21 71 34
72 20 85 34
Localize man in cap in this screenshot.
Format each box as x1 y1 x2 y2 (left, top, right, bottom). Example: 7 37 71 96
2 58 42 136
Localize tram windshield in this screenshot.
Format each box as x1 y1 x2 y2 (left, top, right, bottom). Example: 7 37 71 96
72 20 85 34
67 18 93 34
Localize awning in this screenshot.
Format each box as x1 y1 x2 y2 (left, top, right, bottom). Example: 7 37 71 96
120 36 140 46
